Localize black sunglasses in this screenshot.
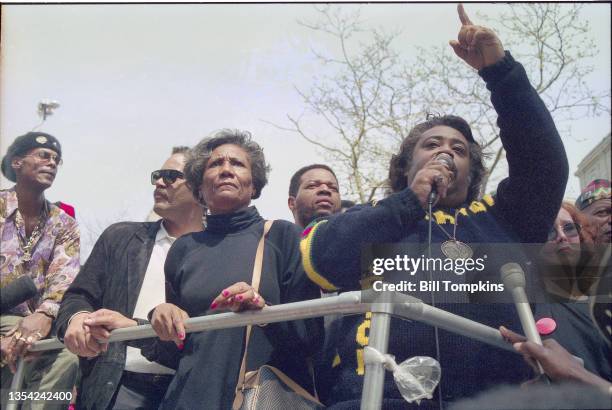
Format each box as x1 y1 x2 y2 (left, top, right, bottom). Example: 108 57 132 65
151 169 184 185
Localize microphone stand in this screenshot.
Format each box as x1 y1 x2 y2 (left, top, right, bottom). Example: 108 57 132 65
427 191 445 409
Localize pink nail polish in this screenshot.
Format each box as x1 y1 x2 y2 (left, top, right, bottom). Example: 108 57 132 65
210 302 217 310
178 343 184 350
179 333 185 340
237 295 243 301
222 290 229 297
253 297 259 303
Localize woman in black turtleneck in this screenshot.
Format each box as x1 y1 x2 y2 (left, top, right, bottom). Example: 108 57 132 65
146 130 322 409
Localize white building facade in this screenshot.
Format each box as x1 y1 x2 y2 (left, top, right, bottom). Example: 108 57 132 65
575 133 611 189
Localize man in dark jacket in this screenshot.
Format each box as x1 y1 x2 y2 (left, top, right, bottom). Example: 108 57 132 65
301 5 569 408
288 164 342 229
55 147 204 409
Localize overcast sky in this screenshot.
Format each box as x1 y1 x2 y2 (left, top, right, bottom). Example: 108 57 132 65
1 3 610 261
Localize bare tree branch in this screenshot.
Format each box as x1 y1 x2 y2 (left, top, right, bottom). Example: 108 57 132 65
266 4 609 202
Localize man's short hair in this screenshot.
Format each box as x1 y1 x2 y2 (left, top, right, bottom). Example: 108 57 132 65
289 164 338 197
172 146 190 155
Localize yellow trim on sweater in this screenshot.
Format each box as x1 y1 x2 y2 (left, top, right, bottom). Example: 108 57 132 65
300 221 339 291
427 195 497 224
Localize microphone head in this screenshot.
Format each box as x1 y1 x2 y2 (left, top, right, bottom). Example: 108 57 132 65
500 263 526 290
0 275 38 313
435 153 456 178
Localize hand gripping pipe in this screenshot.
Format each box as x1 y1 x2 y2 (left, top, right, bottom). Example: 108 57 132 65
6 291 517 410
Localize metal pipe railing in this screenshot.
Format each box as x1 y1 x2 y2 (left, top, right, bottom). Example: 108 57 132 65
361 292 394 410
6 291 518 410
387 293 514 353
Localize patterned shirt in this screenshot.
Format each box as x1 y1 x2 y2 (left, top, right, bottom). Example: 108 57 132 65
0 187 80 318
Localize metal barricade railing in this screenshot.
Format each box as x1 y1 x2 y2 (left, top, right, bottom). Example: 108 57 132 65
6 291 516 410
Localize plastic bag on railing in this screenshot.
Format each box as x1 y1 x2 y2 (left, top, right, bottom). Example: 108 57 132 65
364 346 441 404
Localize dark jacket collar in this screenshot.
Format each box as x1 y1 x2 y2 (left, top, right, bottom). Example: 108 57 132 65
134 219 163 243
206 206 262 234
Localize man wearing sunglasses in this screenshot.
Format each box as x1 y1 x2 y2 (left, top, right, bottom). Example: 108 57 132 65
56 146 204 409
1 131 80 409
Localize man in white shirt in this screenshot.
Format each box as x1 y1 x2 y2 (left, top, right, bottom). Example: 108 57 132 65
55 147 204 409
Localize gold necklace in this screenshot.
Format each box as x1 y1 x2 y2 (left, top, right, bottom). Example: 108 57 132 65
435 209 473 260
19 208 47 263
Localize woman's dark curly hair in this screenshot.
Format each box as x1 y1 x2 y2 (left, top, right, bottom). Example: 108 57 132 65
388 115 486 203
184 129 270 205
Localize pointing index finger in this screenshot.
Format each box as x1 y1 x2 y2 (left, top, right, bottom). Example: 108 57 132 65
457 4 473 26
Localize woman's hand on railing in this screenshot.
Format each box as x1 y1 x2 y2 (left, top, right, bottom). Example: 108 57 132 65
151 303 190 348
64 312 107 358
209 282 266 312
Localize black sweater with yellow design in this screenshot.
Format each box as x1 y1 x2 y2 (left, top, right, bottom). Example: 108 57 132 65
302 52 568 408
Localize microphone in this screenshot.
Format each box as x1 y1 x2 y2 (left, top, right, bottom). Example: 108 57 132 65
1 275 38 314
500 263 541 343
500 263 547 378
427 153 456 205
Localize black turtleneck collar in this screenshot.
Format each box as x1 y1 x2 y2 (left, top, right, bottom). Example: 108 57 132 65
205 206 263 234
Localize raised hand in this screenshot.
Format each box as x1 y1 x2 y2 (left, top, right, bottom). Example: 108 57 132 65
449 4 505 70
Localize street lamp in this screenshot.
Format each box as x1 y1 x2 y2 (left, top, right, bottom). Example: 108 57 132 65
31 99 60 131
37 99 60 121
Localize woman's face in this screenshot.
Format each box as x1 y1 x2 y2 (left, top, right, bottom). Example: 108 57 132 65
201 144 254 215
540 207 581 267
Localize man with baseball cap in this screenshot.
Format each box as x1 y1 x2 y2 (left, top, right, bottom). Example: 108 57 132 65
1 131 80 409
576 179 611 244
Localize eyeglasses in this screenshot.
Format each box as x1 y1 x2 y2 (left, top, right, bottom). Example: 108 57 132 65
151 169 184 185
23 150 63 166
547 222 581 242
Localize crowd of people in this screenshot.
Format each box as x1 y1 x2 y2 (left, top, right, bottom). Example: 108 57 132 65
1 5 610 410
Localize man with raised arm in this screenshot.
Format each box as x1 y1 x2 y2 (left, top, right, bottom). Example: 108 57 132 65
301 5 568 407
